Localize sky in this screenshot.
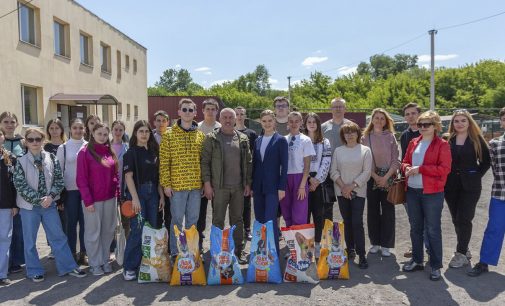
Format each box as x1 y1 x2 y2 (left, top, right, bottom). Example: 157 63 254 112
77 0 505 90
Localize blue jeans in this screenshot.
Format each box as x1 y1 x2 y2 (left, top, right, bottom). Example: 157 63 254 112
169 189 201 255
65 190 85 254
20 204 78 277
9 213 24 268
0 209 13 279
123 183 160 271
480 197 505 266
253 192 280 253
406 188 444 270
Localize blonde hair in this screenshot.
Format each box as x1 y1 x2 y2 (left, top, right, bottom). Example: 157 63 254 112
417 110 442 133
260 109 275 119
287 111 303 121
25 127 46 140
364 108 395 136
449 109 488 161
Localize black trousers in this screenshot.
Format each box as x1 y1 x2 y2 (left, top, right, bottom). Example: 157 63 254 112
197 196 209 249
338 196 366 256
243 196 252 232
307 185 324 243
445 182 481 254
322 201 334 221
367 179 395 248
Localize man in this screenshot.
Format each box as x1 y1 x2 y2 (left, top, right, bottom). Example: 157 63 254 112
273 96 290 136
234 106 257 240
197 98 222 252
321 97 351 220
201 108 252 264
160 98 205 258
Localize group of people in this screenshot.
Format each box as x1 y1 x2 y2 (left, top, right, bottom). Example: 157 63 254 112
1 96 505 286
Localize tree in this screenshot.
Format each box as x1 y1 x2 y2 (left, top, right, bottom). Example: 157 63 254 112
233 64 271 96
154 68 195 92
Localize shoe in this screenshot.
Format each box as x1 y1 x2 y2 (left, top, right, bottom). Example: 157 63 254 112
403 248 412 258
449 252 470 268
123 270 136 281
77 252 88 266
402 260 424 272
48 252 55 259
369 245 380 254
314 244 321 259
0 278 11 286
381 247 391 257
8 265 23 274
466 250 472 260
245 230 252 241
467 262 489 277
68 268 87 278
31 275 45 282
346 249 356 261
90 266 104 276
430 268 441 281
358 256 369 269
103 262 113 273
236 250 248 265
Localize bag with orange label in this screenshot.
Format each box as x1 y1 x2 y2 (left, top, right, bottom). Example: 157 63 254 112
170 225 206 286
246 220 282 284
317 220 350 280
207 225 244 285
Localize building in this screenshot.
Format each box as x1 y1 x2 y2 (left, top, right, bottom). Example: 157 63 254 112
0 0 147 134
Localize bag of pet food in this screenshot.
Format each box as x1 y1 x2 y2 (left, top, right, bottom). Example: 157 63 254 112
246 220 282 284
281 224 319 284
138 223 172 283
207 225 244 285
317 220 350 280
170 225 206 286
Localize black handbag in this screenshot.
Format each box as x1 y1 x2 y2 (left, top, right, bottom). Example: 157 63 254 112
321 176 336 203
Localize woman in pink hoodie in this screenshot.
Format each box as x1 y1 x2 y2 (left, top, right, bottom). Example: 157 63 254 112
76 122 118 276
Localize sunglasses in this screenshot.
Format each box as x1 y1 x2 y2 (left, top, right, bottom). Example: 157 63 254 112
289 135 296 147
417 122 434 129
181 108 195 113
26 137 43 143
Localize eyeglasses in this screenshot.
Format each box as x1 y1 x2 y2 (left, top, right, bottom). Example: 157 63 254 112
417 122 434 129
289 135 296 147
26 137 43 143
275 104 289 109
331 106 345 110
181 108 195 113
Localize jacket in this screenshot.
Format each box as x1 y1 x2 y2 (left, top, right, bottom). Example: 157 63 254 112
252 132 288 194
76 144 118 206
159 120 205 191
401 135 452 194
3 135 25 157
0 149 17 209
201 129 252 189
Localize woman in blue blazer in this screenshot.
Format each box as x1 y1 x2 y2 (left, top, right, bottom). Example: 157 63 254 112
252 110 288 252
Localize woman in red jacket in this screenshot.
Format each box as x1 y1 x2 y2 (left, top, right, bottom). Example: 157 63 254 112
401 111 451 281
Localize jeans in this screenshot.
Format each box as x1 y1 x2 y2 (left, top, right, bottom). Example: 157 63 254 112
406 188 444 270
170 189 201 255
20 204 78 277
9 213 24 268
367 180 395 248
338 196 366 256
253 192 280 253
480 197 505 266
65 190 86 254
123 183 160 271
308 185 325 243
0 209 13 279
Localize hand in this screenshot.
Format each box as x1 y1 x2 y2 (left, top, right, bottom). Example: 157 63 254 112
132 198 141 214
309 177 320 192
85 205 95 212
204 182 214 200
40 196 53 208
57 203 64 211
11 208 18 216
244 185 251 197
297 186 307 200
278 190 286 201
159 199 165 212
341 184 354 197
374 176 387 188
164 187 173 198
405 166 419 177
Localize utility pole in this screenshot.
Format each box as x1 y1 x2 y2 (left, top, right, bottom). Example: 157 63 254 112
287 76 292 102
429 29 437 110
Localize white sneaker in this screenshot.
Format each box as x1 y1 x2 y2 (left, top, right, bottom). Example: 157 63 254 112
369 245 380 254
466 250 472 260
123 270 136 281
449 252 469 268
90 266 104 276
314 243 321 259
103 262 113 273
381 247 391 257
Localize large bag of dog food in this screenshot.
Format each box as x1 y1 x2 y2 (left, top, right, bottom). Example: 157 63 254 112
207 225 244 285
138 223 172 283
281 224 319 284
170 225 206 286
317 220 350 280
246 220 282 284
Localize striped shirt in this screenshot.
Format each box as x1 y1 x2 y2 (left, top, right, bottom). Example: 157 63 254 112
490 134 505 200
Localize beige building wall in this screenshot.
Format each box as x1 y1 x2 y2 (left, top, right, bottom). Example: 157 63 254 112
0 0 147 135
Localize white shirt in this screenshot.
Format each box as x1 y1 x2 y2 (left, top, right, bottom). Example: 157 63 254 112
285 133 316 174
408 139 432 188
260 135 273 162
56 138 88 191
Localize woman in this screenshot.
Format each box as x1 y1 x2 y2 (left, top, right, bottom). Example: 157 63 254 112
0 131 17 285
331 122 372 269
303 113 331 258
122 120 165 281
401 111 451 281
76 123 118 276
445 110 490 268
252 109 288 253
362 108 400 257
12 128 86 282
56 119 88 265
84 115 101 142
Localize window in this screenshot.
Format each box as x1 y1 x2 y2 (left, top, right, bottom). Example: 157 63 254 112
53 19 70 57
100 42 111 73
21 85 39 125
18 2 40 46
102 105 109 125
134 105 139 121
126 104 131 120
125 55 130 71
133 59 137 74
117 103 122 118
80 32 93 66
116 50 121 80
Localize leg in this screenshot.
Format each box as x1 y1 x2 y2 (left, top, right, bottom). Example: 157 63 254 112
380 190 396 248
64 190 80 254
186 190 202 230
338 196 354 252
19 208 44 277
290 173 309 226
323 201 334 222
367 180 381 246
455 190 480 254
351 197 366 257
264 193 280 253
243 196 252 234
82 202 103 268
310 186 325 243
406 188 424 264
170 191 188 255
101 199 118 266
9 213 24 269
253 193 266 224
163 195 171 243
197 196 208 250
228 187 245 251
480 197 505 266
422 192 444 270
280 174 294 226
212 188 230 230
0 209 13 279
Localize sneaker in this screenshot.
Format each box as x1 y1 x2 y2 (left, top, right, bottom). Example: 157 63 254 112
123 270 136 281
0 278 11 286
314 244 321 259
403 248 412 258
346 249 356 261
381 247 391 257
358 256 369 269
103 262 113 273
31 275 45 282
68 268 87 278
77 252 88 266
90 266 104 276
430 268 441 281
8 265 23 274
369 245 380 254
48 252 55 259
236 250 248 265
402 260 424 272
449 252 470 268
466 250 472 260
467 262 489 277
245 230 252 241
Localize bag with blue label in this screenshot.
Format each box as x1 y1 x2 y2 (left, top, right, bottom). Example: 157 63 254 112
281 224 319 284
246 220 282 284
207 225 244 285
317 220 350 280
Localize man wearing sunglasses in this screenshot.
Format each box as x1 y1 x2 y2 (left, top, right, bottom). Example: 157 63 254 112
159 98 205 259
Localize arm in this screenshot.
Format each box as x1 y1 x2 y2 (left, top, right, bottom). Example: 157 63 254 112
330 151 341 183
159 132 172 195
12 162 41 206
419 141 452 178
314 139 332 183
297 156 311 200
244 138 253 195
478 138 491 177
278 137 288 191
354 148 373 187
76 149 94 206
158 184 165 211
48 155 65 197
401 141 414 174
200 136 213 185
124 172 141 213
490 140 498 177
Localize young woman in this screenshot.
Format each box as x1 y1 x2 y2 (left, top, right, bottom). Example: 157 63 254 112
0 131 17 285
76 123 118 276
303 113 331 258
122 120 164 281
362 108 400 257
402 111 451 281
84 115 101 142
12 128 85 282
445 110 490 268
56 119 88 265
252 110 288 253
331 122 372 269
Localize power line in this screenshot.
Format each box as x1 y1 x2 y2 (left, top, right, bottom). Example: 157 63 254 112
438 9 505 31
0 0 35 20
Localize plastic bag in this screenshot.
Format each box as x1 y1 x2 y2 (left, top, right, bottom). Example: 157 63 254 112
137 223 172 283
281 224 319 284
317 220 350 280
115 206 126 266
208 225 244 285
246 220 282 284
170 225 206 286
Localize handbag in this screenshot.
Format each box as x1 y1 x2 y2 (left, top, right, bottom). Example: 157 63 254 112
115 205 127 266
321 176 336 203
387 174 406 205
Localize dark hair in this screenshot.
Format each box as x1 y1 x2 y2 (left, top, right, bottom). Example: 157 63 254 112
70 118 84 127
500 107 505 119
154 110 169 120
273 96 290 108
129 120 159 157
202 98 220 110
402 102 421 115
86 122 118 171
46 119 67 141
178 98 196 109
84 115 101 141
303 113 323 144
111 120 128 143
340 122 362 145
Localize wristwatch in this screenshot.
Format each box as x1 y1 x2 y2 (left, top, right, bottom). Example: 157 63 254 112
353 182 359 188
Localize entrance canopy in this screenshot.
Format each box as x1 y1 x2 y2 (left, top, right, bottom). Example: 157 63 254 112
49 93 118 105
